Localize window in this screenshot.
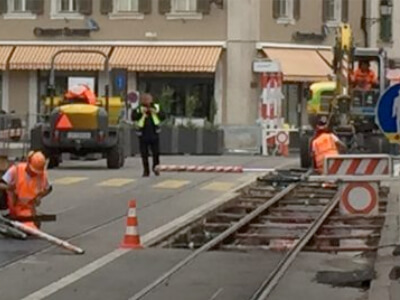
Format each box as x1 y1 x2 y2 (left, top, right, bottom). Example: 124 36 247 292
278 0 293 19
273 0 300 23
59 0 78 13
326 0 340 22
51 0 84 19
323 0 348 25
115 0 139 12
10 0 27 12
172 0 197 13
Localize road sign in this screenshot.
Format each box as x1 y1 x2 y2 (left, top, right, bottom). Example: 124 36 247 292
115 74 126 90
376 83 400 143
341 182 378 215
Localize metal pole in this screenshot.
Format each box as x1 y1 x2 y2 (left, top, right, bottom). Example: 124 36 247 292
2 216 84 255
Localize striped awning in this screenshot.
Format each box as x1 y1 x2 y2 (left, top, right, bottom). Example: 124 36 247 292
110 46 222 72
262 47 333 82
318 49 334 67
9 46 112 70
0 46 14 70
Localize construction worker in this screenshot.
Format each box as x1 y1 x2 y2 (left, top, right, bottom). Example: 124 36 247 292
64 84 97 105
132 93 164 177
0 151 52 229
350 60 378 90
311 117 347 174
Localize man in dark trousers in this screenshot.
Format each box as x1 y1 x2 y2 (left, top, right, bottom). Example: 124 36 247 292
132 93 164 177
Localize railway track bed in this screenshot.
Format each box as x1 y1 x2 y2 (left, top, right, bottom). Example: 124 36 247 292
131 170 390 300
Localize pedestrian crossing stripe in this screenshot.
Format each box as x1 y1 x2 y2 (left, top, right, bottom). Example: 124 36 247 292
153 180 190 189
201 182 235 192
52 177 88 185
97 178 135 187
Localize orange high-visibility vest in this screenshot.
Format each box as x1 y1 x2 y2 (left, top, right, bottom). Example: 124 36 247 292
312 133 339 174
7 163 47 228
350 69 377 90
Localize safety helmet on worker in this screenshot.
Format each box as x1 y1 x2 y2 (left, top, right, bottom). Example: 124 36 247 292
27 151 46 174
316 116 329 132
64 84 96 105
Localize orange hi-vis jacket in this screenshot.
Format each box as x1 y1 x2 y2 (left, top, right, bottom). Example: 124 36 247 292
311 133 339 174
350 69 377 90
6 163 48 228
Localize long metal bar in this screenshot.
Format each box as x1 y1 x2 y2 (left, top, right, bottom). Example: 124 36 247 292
129 172 311 300
250 192 341 300
0 215 84 254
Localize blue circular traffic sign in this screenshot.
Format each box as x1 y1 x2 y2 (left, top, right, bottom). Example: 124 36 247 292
376 83 400 142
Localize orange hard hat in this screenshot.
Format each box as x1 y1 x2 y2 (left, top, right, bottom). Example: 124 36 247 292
28 151 46 174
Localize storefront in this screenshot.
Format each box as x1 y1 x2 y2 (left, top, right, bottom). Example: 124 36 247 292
259 44 334 128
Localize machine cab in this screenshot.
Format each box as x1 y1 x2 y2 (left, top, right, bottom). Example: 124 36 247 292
349 48 387 117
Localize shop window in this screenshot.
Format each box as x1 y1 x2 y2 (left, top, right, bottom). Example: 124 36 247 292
137 74 214 120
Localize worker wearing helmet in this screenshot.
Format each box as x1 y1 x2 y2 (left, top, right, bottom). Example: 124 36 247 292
0 151 52 229
311 117 347 174
350 60 378 90
64 84 97 105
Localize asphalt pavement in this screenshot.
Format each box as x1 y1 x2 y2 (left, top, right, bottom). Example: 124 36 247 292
0 155 297 300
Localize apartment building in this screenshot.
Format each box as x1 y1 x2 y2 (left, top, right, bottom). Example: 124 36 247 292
0 0 365 140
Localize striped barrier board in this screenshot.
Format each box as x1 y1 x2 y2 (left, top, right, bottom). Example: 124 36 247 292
323 155 392 178
157 165 244 173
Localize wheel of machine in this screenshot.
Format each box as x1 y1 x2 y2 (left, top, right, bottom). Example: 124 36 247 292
300 133 312 169
107 146 122 169
47 154 60 169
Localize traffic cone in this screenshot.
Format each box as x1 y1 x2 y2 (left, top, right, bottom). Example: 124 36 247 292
120 200 142 249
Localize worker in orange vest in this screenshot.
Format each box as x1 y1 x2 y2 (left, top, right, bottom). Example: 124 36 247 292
64 84 97 105
311 117 347 174
350 60 378 90
0 151 52 229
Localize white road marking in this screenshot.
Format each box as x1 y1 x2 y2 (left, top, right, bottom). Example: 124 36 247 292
20 159 297 300
20 176 259 300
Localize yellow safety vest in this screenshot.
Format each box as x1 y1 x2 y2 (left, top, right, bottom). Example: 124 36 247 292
136 104 161 128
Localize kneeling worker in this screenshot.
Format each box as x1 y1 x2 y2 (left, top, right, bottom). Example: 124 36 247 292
0 151 52 229
311 117 347 174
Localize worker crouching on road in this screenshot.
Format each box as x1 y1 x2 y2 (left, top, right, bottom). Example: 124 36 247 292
132 93 165 177
311 117 347 174
0 151 52 229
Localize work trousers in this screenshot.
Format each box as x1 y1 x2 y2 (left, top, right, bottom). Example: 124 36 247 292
139 137 160 175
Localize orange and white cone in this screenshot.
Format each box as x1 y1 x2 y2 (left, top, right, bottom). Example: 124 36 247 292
120 200 142 249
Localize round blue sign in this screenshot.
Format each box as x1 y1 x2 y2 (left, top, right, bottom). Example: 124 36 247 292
376 84 400 140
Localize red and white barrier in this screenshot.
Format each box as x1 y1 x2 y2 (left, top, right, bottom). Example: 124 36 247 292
325 156 390 176
156 165 276 173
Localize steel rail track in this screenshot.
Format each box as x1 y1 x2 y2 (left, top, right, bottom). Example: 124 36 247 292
250 191 340 300
129 171 312 300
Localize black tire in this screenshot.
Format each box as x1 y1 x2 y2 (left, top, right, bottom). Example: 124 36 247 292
47 155 60 169
300 133 312 169
107 146 122 169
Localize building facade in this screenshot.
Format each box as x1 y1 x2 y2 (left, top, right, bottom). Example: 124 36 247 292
0 0 366 148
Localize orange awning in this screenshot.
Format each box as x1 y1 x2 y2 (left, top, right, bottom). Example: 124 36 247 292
0 46 14 70
262 48 333 82
110 46 222 72
9 46 112 70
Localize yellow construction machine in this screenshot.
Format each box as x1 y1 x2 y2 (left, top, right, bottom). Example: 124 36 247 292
30 50 130 169
300 23 389 168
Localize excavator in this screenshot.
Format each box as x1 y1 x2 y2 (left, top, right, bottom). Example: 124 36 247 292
300 23 389 168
